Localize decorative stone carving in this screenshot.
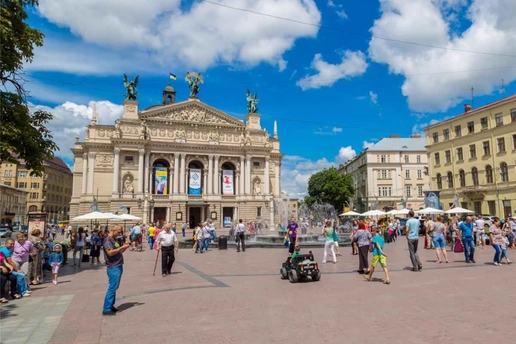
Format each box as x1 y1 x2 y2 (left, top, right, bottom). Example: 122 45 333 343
253 178 262 195
96 154 113 167
208 131 220 142
175 128 186 143
122 174 134 193
157 106 237 125
114 120 122 138
139 121 149 139
270 161 275 173
98 129 105 137
241 130 251 146
167 129 173 137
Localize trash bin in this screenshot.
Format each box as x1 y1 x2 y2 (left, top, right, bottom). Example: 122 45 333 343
218 236 228 250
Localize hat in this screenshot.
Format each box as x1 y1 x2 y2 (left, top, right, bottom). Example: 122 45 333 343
53 244 62 251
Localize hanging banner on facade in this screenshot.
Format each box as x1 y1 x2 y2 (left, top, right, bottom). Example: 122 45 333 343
189 168 202 195
154 167 168 195
222 170 234 195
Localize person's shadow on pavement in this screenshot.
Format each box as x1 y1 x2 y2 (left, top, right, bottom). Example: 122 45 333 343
117 302 145 311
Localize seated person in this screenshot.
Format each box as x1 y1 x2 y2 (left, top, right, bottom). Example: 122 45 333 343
130 224 142 244
291 245 302 259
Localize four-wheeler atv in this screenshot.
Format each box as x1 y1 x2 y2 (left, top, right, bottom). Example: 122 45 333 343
280 251 321 283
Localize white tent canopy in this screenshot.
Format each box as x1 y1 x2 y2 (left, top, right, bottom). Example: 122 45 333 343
385 210 398 215
361 209 387 217
444 207 474 214
416 207 443 215
115 213 142 221
393 208 411 215
339 211 361 216
72 211 116 221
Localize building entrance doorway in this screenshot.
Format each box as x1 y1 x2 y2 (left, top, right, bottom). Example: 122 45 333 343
153 207 167 226
189 207 201 229
222 207 234 227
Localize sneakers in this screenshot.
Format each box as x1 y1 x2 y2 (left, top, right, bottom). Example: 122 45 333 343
494 262 501 266
102 311 117 316
53 280 57 285
470 259 476 263
22 292 31 297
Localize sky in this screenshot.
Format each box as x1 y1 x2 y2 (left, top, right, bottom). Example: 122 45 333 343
23 0 516 197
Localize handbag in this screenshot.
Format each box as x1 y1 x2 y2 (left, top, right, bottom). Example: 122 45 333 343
453 239 464 253
82 250 90 263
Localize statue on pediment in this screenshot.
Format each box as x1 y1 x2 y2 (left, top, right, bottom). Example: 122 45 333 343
246 90 259 113
185 72 203 97
114 119 122 138
241 130 251 146
123 74 139 101
139 120 149 139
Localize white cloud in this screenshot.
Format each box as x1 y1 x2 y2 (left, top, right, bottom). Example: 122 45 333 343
281 145 357 195
332 126 343 133
37 0 321 72
336 10 348 19
30 100 123 162
297 50 368 90
327 0 348 19
313 126 343 135
363 141 375 149
369 91 378 105
368 0 516 112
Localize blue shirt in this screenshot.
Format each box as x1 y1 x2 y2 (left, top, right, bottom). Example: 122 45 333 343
459 222 474 237
131 226 141 235
49 251 64 264
406 218 420 240
372 234 385 256
0 246 12 259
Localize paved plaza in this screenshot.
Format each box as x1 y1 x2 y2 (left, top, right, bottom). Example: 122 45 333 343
1 236 515 344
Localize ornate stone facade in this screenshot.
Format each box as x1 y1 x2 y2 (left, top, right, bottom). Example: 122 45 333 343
70 93 282 228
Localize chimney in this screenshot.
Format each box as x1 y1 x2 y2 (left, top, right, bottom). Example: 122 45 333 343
410 135 422 138
464 104 471 113
390 135 401 138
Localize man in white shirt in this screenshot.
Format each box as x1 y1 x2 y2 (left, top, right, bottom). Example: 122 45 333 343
474 216 485 247
156 224 178 277
235 219 246 252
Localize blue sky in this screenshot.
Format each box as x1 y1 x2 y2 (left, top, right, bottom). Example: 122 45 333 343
24 0 516 196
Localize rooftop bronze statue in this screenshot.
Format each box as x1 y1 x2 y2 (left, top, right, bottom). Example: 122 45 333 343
185 72 203 97
123 74 139 101
246 89 259 113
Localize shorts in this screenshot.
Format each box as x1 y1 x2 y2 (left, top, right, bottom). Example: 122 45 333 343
334 241 339 247
131 233 141 242
372 255 387 268
51 263 60 274
433 234 446 248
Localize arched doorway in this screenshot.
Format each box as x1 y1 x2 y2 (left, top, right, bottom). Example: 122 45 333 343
152 159 170 195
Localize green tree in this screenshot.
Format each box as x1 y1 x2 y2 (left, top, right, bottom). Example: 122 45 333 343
0 0 57 176
306 167 354 213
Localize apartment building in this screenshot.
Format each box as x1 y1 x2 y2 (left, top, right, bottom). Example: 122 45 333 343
0 185 28 225
341 136 429 213
425 95 516 218
0 157 73 224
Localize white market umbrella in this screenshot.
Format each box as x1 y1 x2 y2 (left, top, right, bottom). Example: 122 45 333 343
116 213 142 221
361 209 387 217
72 211 115 221
444 207 474 214
393 208 411 215
416 207 443 215
339 211 361 216
385 210 398 215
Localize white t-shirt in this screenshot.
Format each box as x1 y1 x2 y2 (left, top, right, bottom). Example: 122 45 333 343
156 230 178 247
474 219 485 231
236 223 246 233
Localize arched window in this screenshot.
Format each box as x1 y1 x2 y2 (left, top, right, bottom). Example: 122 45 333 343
436 173 442 189
28 205 37 212
471 167 479 186
188 160 204 195
220 162 236 195
500 162 509 182
485 165 493 184
153 159 170 195
459 169 466 187
447 171 453 188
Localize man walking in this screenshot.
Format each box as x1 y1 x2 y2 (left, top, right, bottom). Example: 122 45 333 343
102 225 130 316
235 219 246 252
406 211 422 272
155 224 178 277
459 216 476 263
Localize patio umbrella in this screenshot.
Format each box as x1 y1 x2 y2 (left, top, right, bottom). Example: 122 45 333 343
72 211 115 221
339 211 361 216
444 207 474 214
416 207 443 215
385 210 398 215
361 209 387 217
109 213 142 234
393 208 411 215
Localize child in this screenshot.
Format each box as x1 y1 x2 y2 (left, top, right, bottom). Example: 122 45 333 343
364 228 391 285
49 244 64 285
42 246 51 274
291 245 302 259
501 232 512 264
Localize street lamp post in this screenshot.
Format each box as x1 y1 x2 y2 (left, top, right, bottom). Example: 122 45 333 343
149 198 155 224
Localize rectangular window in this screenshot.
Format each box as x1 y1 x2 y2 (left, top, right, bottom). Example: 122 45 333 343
30 192 38 200
455 125 461 137
17 182 27 188
253 161 260 167
469 144 476 158
8 170 12 177
457 147 463 161
434 153 440 165
380 155 386 163
511 108 516 122
18 171 27 177
513 134 516 150
4 170 8 177
432 132 439 143
388 187 392 197
467 121 474 133
256 207 262 218
405 186 411 197
124 156 134 163
4 181 11 187
445 150 451 163
418 186 423 197
481 117 488 129
416 155 421 163
31 182 40 189
381 170 387 179
497 137 505 152
482 141 490 156
417 170 422 179
443 129 450 140
405 169 410 179
495 113 503 127
488 201 496 216
404 155 409 163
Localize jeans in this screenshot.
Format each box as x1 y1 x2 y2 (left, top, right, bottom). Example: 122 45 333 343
182 229 186 238
202 238 210 251
12 271 28 295
407 239 421 270
462 237 475 261
0 273 18 298
148 236 154 250
103 265 123 313
73 246 84 266
161 245 175 274
323 241 336 263
492 244 502 264
501 248 509 260
236 232 245 252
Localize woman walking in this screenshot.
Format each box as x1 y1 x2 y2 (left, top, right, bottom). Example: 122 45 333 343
432 216 449 263
353 222 372 274
322 221 337 264
489 218 504 266
73 227 86 267
28 229 45 285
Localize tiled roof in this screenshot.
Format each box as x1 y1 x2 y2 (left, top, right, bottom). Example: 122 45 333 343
367 138 426 152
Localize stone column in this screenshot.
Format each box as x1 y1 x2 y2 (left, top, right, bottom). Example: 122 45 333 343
137 149 144 193
214 155 220 195
168 170 173 195
112 148 120 195
87 152 95 194
144 152 151 193
166 207 170 222
81 153 87 194
264 157 270 195
274 161 280 197
203 169 208 196
179 154 186 194
173 154 179 194
245 156 252 194
240 157 245 196
207 154 213 195
235 172 239 196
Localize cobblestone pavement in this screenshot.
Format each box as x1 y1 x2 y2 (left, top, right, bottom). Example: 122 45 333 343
1 236 515 344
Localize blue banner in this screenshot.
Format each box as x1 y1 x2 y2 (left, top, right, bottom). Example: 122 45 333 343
189 168 202 195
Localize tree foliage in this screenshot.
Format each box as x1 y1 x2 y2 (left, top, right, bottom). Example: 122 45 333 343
306 167 354 213
0 0 58 176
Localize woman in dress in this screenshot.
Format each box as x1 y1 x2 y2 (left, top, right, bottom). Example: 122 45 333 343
353 222 372 274
28 229 45 285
